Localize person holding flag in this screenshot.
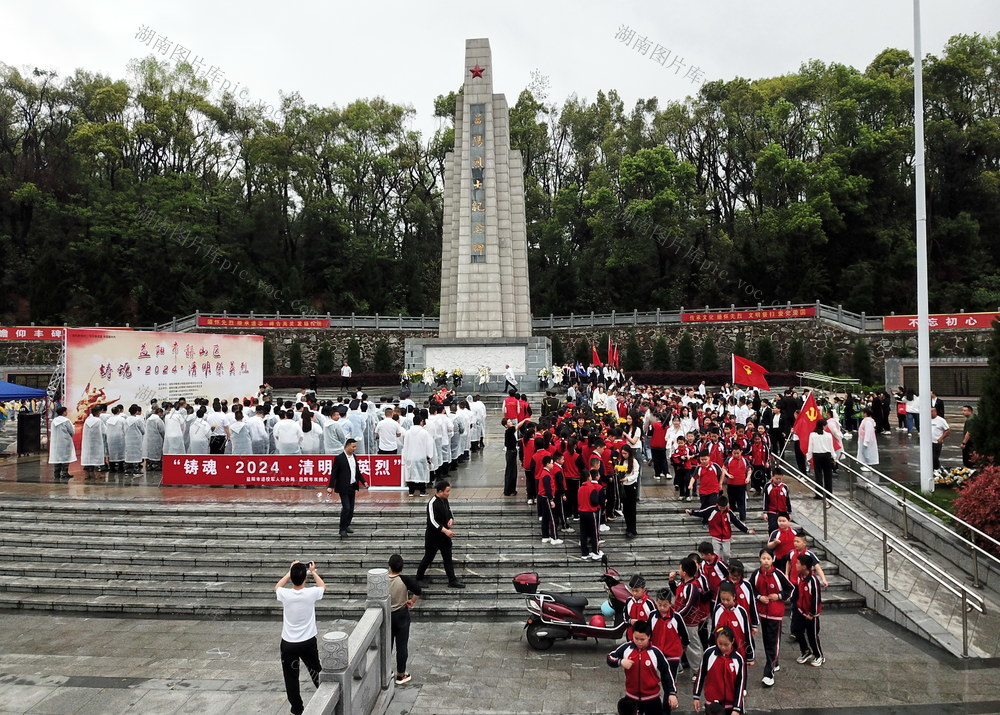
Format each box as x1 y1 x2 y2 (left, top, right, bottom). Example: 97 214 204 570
793 393 842 498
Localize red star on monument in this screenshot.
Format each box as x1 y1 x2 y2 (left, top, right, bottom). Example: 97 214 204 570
469 64 486 78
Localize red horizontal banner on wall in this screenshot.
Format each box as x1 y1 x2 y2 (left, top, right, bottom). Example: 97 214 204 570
162 454 403 488
0 327 66 340
197 317 331 329
882 312 1000 331
682 307 816 323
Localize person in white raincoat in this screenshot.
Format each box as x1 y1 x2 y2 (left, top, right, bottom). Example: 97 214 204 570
402 410 435 496
162 405 187 455
229 409 253 455
80 406 106 478
143 409 165 471
857 407 880 471
48 406 76 480
187 407 212 454
105 404 127 473
123 404 145 476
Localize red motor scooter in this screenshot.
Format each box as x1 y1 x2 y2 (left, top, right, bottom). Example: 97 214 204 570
514 557 631 650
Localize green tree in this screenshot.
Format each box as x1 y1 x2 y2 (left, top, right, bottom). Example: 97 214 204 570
973 320 1000 462
652 335 671 370
624 331 644 371
373 339 393 372
821 342 840 375
733 334 747 358
852 338 874 384
289 341 303 376
551 335 565 365
263 339 276 375
700 335 719 371
575 337 591 365
756 336 776 369
316 341 334 374
788 335 807 372
347 337 363 371
677 332 696 371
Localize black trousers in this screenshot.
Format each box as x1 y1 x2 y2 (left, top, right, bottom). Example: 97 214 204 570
813 453 834 495
390 607 411 674
338 489 356 532
617 696 663 715
622 483 638 535
791 610 822 658
524 467 536 499
280 636 321 715
416 531 457 583
504 449 518 494
760 617 782 678
564 479 580 518
726 483 747 521
651 447 668 477
209 435 226 454
674 466 689 497
932 442 943 470
698 492 719 524
579 511 600 556
539 497 557 539
963 443 975 468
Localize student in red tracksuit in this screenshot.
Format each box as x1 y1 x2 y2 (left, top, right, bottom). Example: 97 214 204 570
718 560 759 635
766 513 796 574
683 496 755 563
537 456 563 546
788 531 829 589
624 575 655 641
608 620 679 715
522 428 537 505
671 438 691 500
651 587 689 687
705 433 727 467
697 542 730 602
649 417 670 480
692 626 747 714
750 548 794 688
562 440 585 521
551 451 569 531
791 552 825 667
762 472 792 534
710 582 755 664
748 434 771 496
577 470 603 560
502 390 521 423
668 558 709 678
723 447 750 521
688 453 728 525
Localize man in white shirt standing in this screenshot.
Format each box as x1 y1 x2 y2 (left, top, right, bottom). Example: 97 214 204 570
929 407 951 476
375 408 404 454
275 560 326 715
340 361 352 390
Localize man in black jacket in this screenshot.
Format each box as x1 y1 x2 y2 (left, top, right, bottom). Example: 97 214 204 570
326 439 367 537
415 480 465 588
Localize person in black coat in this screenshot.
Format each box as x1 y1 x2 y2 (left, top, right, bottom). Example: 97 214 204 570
415 480 465 589
326 439 368 536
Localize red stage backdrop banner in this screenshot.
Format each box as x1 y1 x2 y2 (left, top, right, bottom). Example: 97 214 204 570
198 317 331 329
682 307 816 323
882 312 1000 331
161 454 404 488
65 328 263 448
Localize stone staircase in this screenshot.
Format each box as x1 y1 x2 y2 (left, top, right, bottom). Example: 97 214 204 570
0 498 863 620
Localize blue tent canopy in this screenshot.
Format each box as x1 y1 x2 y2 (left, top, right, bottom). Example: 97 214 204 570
0 380 48 401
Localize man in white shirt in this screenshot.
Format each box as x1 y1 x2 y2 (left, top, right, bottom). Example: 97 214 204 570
275 560 326 715
375 408 404 454
929 407 950 475
341 361 352 390
503 364 517 393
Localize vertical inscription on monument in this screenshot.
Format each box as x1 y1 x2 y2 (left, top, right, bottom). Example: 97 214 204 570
470 104 486 263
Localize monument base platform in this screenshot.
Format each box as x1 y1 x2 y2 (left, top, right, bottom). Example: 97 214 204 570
404 336 551 386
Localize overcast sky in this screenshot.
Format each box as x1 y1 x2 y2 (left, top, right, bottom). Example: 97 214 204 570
5 0 998 137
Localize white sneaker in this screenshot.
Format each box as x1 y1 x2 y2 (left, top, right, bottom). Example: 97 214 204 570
761 676 774 687
580 554 593 560
796 652 813 664
550 539 564 545
591 551 604 560
541 537 550 543
811 656 825 667
599 524 611 532
773 665 780 672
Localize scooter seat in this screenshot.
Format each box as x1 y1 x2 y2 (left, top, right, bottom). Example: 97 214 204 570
539 591 588 612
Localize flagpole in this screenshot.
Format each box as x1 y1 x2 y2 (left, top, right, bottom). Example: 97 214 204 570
913 0 934 493
731 353 736 386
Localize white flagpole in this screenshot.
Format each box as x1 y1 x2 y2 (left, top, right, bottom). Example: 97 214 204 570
731 353 736 386
913 0 934 493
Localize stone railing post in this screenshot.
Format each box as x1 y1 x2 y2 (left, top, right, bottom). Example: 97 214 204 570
320 630 350 714
367 568 392 690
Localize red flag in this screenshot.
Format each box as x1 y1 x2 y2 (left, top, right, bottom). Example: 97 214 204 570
591 346 603 367
791 393 841 456
607 335 613 367
731 354 770 391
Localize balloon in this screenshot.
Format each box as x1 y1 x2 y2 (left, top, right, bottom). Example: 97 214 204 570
589 614 606 628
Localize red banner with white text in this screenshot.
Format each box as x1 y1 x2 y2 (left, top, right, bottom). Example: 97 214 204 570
198 317 331 329
882 312 1000 331
161 454 404 488
682 307 815 323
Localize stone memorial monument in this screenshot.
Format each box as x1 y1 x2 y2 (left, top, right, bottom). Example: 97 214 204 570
406 38 551 382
